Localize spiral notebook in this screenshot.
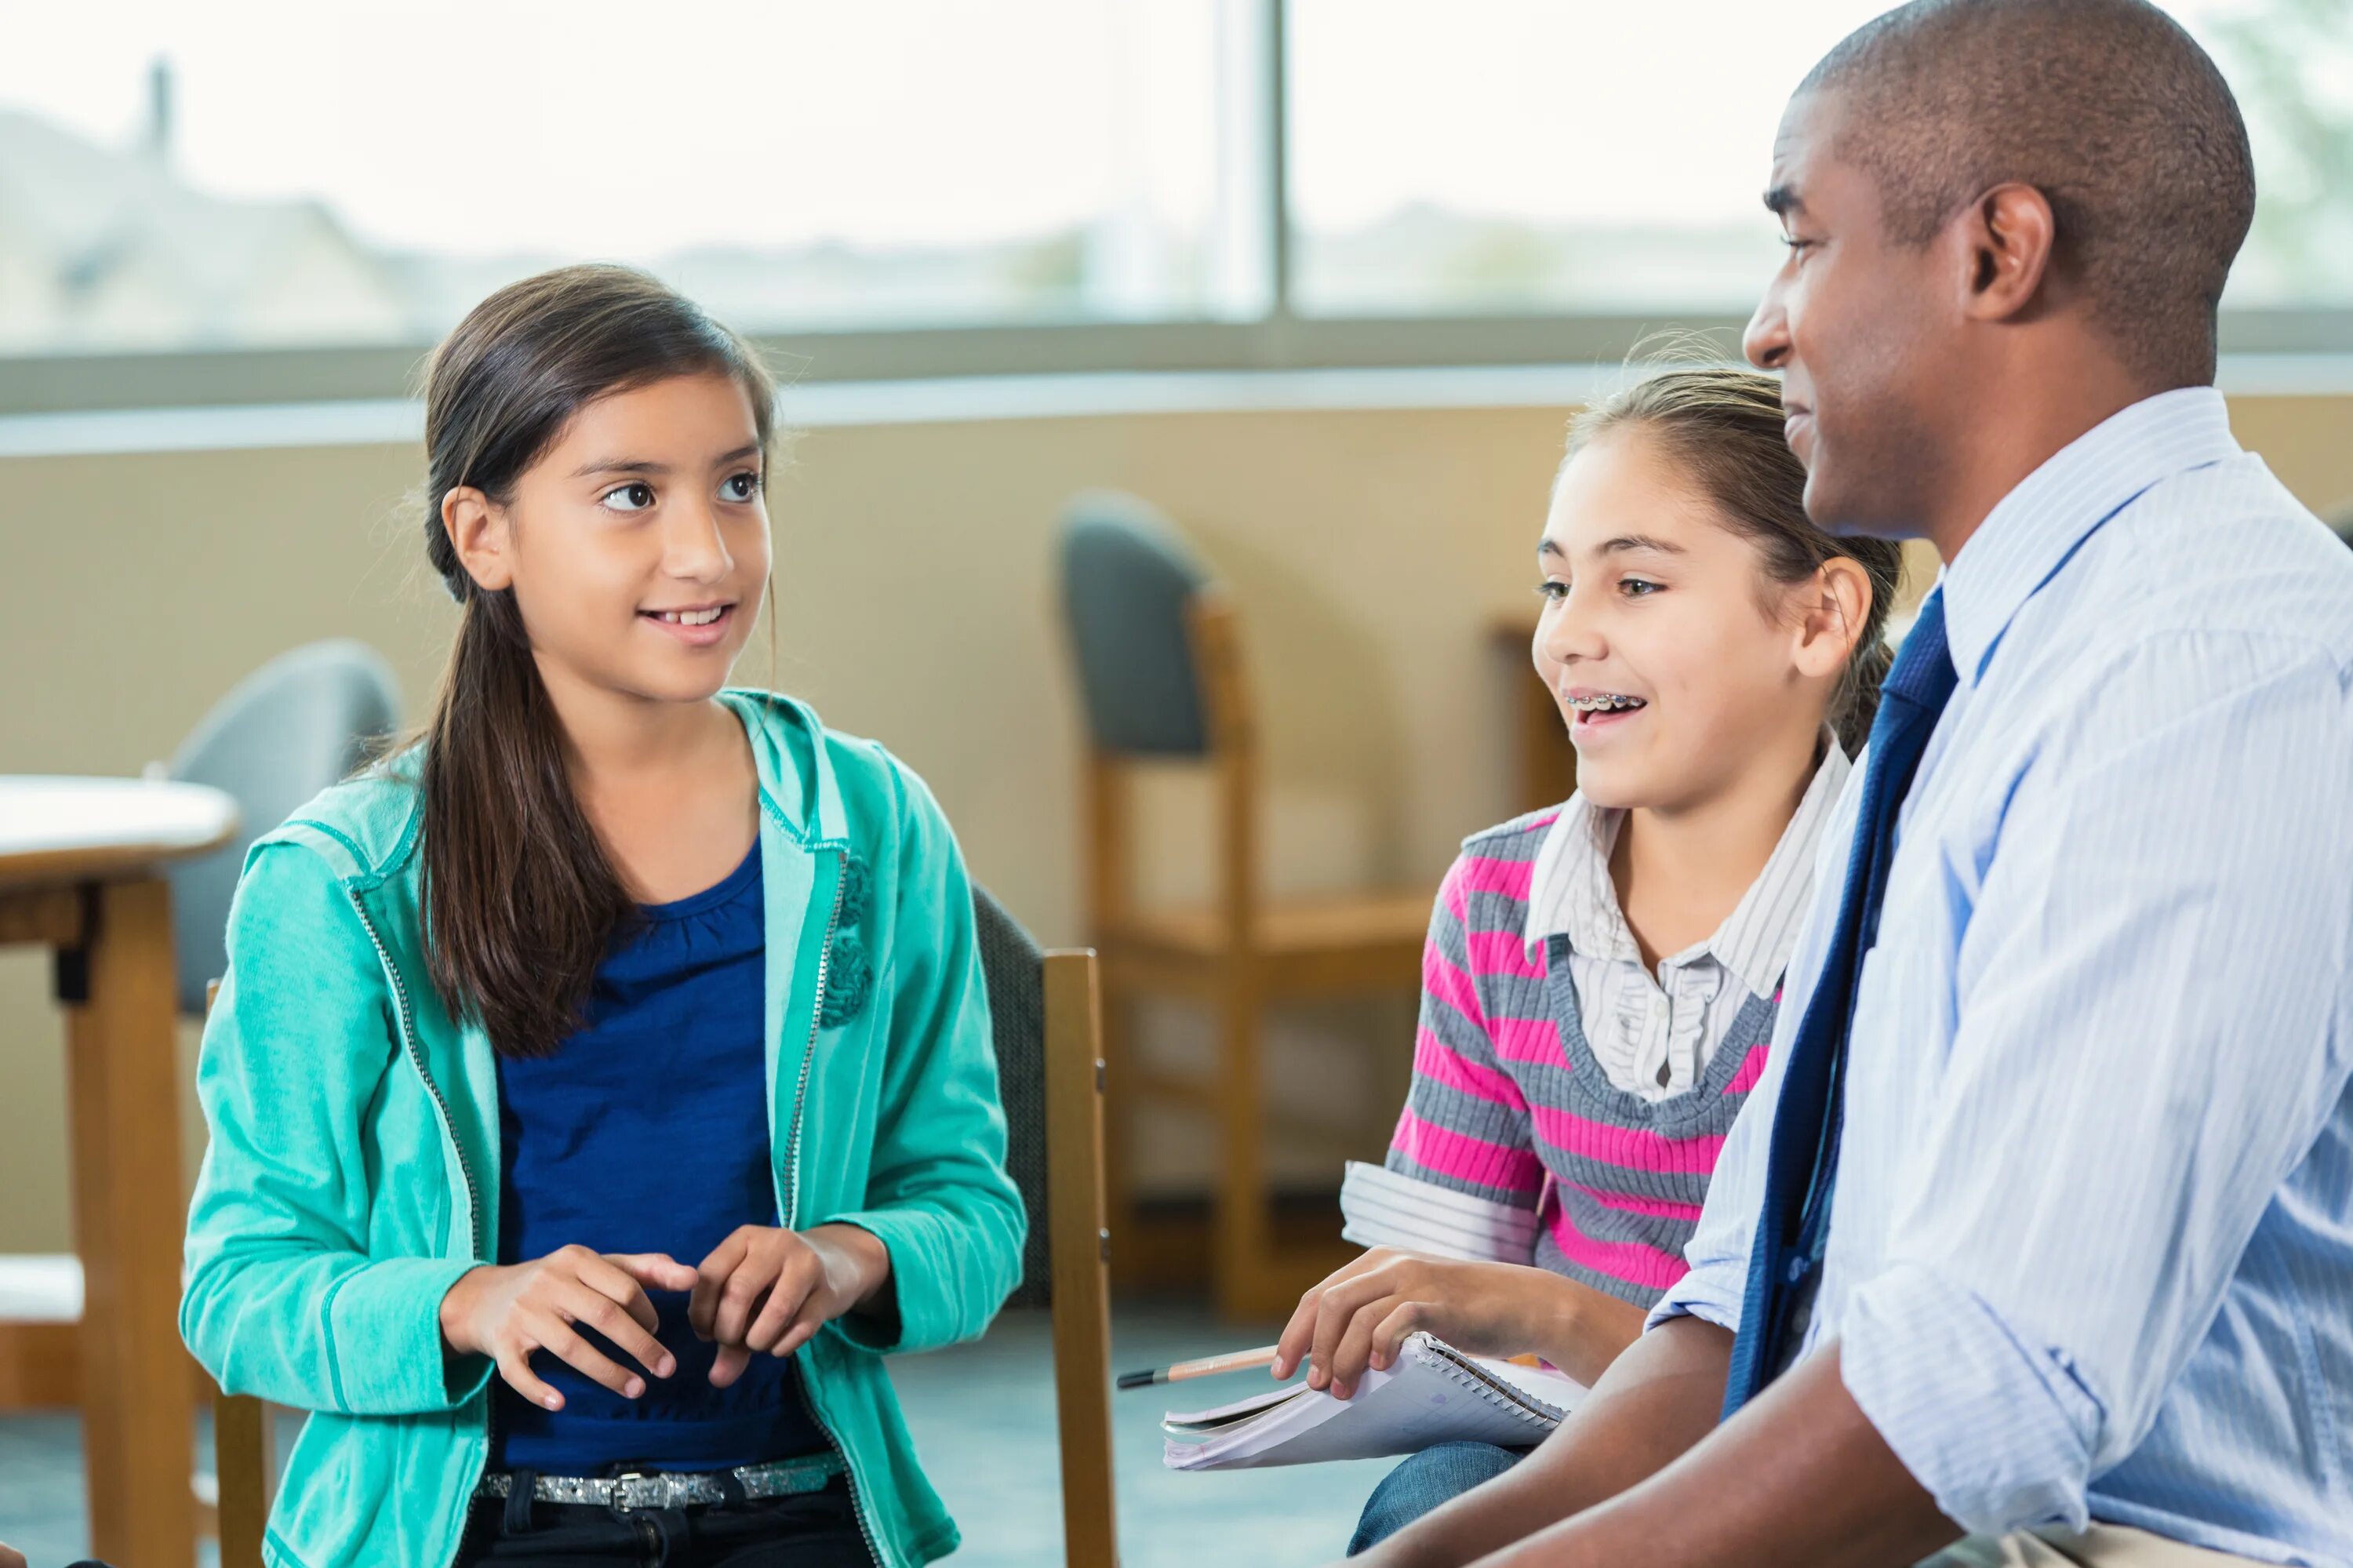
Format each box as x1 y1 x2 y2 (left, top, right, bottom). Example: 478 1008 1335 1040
1161 1332 1587 1471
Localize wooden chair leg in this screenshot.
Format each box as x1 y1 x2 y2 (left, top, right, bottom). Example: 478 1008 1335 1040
1096 977 1140 1281
1044 952 1118 1568
212 1388 276 1568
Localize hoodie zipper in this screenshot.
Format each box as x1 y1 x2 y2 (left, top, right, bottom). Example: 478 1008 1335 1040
348 821 875 1563
341 888 496 1566
779 848 884 1568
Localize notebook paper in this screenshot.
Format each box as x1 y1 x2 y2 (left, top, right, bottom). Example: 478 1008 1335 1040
1162 1332 1586 1471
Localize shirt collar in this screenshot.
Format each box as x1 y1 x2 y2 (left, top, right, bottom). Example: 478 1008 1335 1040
1522 730 1852 1000
1942 387 2240 689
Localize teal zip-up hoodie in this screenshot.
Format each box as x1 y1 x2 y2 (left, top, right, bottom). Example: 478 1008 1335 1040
180 689 1025 1568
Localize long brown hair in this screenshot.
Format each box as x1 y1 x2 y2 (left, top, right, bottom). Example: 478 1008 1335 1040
414 264 777 1058
1565 368 1906 754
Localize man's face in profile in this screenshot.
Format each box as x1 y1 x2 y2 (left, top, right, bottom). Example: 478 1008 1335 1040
1744 89 1950 542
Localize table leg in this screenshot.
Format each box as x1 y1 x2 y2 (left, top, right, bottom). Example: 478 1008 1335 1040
62 875 196 1568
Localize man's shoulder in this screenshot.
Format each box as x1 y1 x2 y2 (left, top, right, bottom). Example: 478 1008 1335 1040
2082 453 2353 660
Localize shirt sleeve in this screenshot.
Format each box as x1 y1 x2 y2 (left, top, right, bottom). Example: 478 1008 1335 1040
180 839 493 1415
1340 1159 1540 1262
1838 631 2353 1537
1385 853 1547 1207
817 755 1027 1357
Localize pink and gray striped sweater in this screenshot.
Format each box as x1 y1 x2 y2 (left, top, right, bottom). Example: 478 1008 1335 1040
1388 807 1779 1307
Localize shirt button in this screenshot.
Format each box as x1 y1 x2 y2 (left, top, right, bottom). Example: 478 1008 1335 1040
1784 1256 1810 1286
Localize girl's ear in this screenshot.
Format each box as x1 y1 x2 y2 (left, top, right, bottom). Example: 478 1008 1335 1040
442 485 515 594
1791 555 1872 681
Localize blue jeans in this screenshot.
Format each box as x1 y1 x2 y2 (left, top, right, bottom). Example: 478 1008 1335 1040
1348 1441 1529 1555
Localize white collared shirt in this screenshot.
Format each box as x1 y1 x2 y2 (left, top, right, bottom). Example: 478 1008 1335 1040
1649 388 2353 1559
1519 733 1850 1101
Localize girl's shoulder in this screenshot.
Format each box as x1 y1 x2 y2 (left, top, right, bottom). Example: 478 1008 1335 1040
718 687 952 855
1456 798 1573 861
1427 799 1577 922
247 742 427 886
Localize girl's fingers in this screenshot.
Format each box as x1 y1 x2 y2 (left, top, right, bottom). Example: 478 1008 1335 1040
1276 1256 1369 1377
1307 1272 1389 1390
744 1259 819 1354
1368 1300 1429 1375
772 1290 833 1360
539 1319 648 1399
608 1251 700 1296
690 1234 751 1341
575 1253 664 1340
1272 1299 1316 1379
709 1341 752 1390
1326 1300 1389 1402
711 1256 782 1348
496 1348 562 1412
1273 1285 1325 1379
561 1281 675 1380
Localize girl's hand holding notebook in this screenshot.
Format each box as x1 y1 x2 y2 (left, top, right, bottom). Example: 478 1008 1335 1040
1161 1332 1586 1471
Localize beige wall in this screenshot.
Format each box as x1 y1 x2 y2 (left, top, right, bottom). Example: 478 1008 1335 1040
2 390 2348 1252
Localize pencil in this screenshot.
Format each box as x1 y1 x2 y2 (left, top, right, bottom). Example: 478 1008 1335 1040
1116 1344 1284 1390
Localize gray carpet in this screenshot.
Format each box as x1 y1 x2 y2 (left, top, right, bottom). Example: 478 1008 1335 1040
0 1301 1396 1567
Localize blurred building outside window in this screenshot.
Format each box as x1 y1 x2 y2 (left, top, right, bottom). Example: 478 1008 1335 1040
0 0 2342 402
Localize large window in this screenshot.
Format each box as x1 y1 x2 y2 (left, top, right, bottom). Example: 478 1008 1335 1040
0 0 2345 392
0 0 1264 354
1289 0 2353 315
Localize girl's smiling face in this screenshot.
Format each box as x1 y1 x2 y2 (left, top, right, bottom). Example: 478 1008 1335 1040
448 370 771 707
1535 426 1837 814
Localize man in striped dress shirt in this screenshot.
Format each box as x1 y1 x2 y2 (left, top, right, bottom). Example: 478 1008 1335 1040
1343 3 2353 1567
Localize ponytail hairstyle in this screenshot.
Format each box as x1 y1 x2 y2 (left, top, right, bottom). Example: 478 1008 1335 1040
1563 368 1905 755
415 264 777 1059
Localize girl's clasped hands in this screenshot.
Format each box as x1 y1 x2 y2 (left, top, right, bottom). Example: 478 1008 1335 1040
438 1222 893 1410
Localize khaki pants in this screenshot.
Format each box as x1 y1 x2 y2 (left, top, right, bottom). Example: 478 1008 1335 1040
1923 1526 2275 1567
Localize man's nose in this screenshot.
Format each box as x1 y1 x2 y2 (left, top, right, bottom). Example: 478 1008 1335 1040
1745 283 1792 371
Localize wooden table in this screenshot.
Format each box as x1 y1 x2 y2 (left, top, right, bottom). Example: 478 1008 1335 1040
0 776 238 1568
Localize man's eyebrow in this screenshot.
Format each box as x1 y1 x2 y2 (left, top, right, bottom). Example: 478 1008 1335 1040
1539 538 1566 559
1764 184 1804 218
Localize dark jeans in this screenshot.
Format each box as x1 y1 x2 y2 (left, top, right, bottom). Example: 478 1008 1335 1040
1348 1440 1530 1555
455 1474 867 1568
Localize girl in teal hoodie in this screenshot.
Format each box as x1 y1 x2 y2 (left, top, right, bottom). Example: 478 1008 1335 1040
180 264 1024 1568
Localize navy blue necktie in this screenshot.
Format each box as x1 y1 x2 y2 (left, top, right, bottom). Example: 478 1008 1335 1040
1719 588 1958 1417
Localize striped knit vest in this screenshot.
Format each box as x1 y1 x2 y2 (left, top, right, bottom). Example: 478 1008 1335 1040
1388 808 1780 1307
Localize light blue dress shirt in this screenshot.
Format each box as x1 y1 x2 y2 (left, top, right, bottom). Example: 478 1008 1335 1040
1650 387 2353 1566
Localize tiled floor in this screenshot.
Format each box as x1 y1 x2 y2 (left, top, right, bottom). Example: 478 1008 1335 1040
0 1301 1395 1567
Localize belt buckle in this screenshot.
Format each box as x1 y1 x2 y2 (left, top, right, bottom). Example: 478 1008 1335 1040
608 1470 684 1512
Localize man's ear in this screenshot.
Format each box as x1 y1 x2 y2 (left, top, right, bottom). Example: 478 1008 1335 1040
1793 556 1873 681
441 486 514 593
1957 181 2058 325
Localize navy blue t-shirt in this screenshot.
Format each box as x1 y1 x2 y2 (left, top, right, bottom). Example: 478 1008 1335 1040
490 841 829 1472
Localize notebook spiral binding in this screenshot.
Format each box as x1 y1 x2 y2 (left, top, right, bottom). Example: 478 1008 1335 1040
1403 1333 1569 1428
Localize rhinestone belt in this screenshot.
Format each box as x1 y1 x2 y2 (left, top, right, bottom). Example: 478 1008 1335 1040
475 1452 845 1512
